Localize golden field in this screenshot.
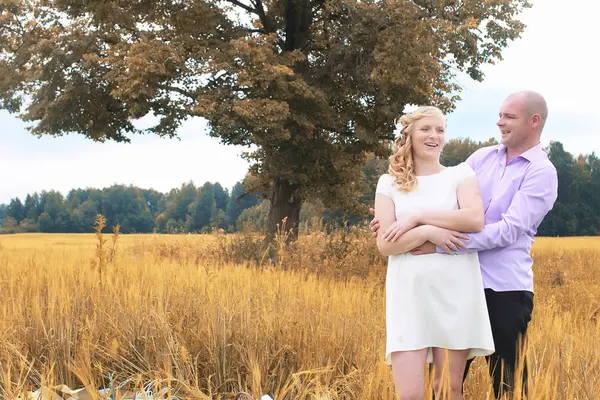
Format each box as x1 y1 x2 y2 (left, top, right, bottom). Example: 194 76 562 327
0 228 598 399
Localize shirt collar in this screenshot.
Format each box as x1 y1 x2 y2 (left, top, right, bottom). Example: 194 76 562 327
495 142 545 162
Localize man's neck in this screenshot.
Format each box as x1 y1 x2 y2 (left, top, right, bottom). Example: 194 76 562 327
506 140 541 162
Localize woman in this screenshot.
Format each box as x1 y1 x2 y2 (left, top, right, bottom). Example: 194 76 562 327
374 106 494 399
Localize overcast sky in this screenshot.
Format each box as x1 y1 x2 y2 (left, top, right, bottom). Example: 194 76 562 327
1 0 598 204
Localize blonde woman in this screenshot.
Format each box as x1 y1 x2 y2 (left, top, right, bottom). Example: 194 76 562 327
375 106 494 399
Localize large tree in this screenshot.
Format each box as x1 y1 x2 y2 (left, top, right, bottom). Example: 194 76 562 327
0 0 531 241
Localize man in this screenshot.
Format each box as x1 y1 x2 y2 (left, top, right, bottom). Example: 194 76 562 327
369 91 558 398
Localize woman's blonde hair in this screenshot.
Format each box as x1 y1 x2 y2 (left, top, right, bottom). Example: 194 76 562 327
388 106 445 191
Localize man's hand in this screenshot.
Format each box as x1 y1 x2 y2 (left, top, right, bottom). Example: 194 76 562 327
410 241 436 255
369 207 380 238
421 225 469 254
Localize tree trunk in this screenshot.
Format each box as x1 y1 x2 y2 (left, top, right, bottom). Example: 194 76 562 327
266 179 302 244
263 0 308 246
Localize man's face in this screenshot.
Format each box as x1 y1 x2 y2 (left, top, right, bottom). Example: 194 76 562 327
496 95 532 149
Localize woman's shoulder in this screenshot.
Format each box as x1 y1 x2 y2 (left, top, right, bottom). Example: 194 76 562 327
446 161 471 171
378 173 394 180
447 162 476 180
376 174 401 197
377 173 397 184
376 173 395 187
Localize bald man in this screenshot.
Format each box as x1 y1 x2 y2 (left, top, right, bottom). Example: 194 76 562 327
370 91 558 399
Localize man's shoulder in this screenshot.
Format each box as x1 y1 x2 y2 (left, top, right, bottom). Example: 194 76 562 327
533 149 557 170
466 144 500 166
472 144 500 158
527 156 558 177
518 151 558 193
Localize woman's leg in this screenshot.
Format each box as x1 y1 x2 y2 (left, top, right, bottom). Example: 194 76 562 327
431 348 469 400
391 349 429 400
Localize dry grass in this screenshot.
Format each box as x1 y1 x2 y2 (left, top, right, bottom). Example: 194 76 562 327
0 225 598 399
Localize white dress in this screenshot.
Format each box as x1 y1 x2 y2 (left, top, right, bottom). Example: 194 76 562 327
376 163 494 364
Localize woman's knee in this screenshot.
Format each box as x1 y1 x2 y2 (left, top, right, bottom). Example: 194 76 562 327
433 375 463 396
397 390 424 400
449 374 464 394
395 380 425 400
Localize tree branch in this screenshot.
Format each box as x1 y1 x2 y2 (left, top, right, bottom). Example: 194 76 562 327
13 13 25 32
157 84 197 100
246 28 267 34
225 0 258 15
236 190 260 202
205 72 229 89
251 0 276 33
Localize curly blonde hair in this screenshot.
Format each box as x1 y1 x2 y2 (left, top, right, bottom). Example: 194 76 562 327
388 106 445 191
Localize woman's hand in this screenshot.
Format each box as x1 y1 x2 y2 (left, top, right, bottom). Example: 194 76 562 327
422 225 469 254
383 214 419 242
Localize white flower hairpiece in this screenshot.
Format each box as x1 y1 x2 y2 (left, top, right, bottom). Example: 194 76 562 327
392 122 403 137
403 104 420 113
392 104 420 136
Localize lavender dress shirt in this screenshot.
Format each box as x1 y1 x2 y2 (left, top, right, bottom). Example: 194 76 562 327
437 143 558 292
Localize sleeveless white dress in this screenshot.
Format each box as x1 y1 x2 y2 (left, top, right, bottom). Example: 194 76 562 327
376 163 494 364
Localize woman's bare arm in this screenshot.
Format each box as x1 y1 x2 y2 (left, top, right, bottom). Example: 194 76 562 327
375 193 429 257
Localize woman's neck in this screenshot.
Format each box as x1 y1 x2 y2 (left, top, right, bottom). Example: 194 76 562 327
414 159 444 177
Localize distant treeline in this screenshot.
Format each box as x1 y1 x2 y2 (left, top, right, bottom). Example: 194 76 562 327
1 139 598 236
0 182 260 234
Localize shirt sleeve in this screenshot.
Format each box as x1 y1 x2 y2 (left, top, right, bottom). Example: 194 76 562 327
458 163 558 252
376 174 394 199
465 151 477 169
457 162 476 183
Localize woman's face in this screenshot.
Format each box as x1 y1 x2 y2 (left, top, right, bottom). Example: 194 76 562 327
410 114 446 162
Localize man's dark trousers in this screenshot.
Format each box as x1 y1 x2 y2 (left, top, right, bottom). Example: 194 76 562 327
430 289 533 399
462 288 534 399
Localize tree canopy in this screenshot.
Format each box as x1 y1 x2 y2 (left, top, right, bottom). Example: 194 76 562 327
0 0 531 240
